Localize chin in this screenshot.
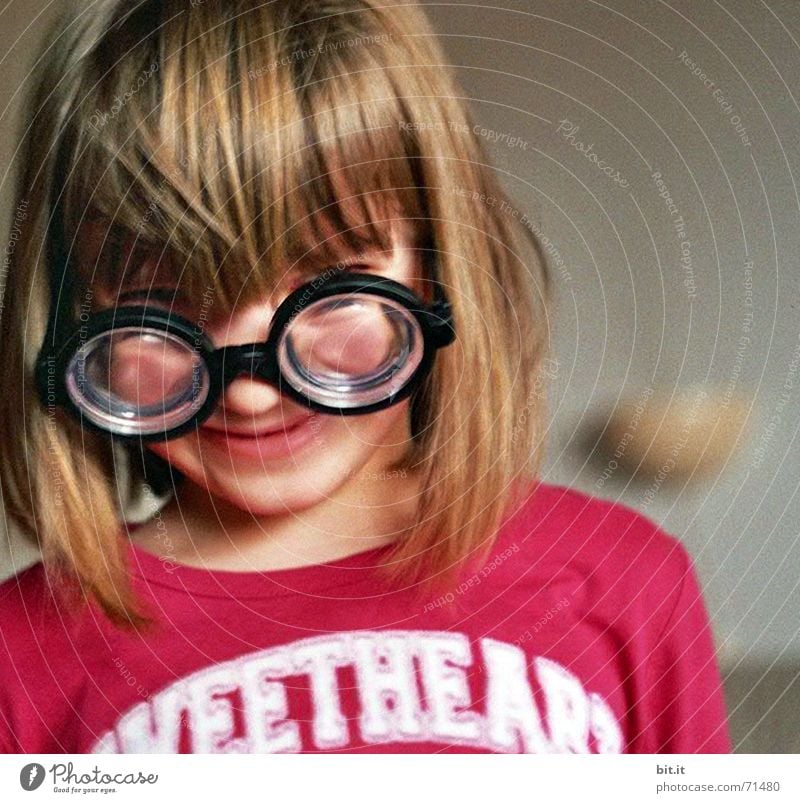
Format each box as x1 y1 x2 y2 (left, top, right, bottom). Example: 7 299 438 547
211 484 328 517
222 466 355 515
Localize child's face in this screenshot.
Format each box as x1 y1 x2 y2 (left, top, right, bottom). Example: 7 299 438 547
90 219 426 514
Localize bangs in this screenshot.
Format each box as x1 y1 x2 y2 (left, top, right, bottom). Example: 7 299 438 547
59 0 432 316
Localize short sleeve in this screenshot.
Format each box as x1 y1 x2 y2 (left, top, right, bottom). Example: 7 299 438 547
634 544 732 753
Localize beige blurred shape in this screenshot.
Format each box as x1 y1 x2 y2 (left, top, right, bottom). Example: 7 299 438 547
599 386 751 482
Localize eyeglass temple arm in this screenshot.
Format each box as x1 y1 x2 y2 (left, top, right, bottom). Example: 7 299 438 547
424 249 456 347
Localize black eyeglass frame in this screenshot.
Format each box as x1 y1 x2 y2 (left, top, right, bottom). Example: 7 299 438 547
35 268 456 442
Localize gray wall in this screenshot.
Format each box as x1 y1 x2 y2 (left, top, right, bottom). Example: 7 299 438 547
0 3 60 572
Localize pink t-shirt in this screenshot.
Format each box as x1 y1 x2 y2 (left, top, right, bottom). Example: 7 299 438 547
0 482 731 753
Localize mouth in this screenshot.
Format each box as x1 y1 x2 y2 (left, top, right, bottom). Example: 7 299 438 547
200 413 321 461
204 414 316 439
212 415 314 438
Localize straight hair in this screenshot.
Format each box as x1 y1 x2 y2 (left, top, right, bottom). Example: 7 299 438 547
0 0 552 630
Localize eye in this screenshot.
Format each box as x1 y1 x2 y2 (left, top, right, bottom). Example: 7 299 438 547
111 289 203 324
286 264 371 293
118 288 186 307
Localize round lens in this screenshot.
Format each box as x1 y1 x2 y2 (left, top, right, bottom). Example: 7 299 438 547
65 327 210 435
278 293 424 408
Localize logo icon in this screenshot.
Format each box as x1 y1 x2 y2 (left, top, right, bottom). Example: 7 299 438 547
20 763 45 791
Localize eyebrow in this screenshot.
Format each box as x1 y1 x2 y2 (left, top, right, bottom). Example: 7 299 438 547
99 227 413 299
283 241 400 280
293 223 425 272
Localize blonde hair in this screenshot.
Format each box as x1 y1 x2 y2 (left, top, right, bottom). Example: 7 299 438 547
0 0 551 629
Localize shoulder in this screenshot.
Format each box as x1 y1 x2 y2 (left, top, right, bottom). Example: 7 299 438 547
503 479 689 566
0 558 104 670
0 560 65 667
0 561 55 747
0 559 55 625
496 480 693 621
0 559 112 751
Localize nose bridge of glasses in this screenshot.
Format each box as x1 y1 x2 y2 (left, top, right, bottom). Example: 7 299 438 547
216 342 281 386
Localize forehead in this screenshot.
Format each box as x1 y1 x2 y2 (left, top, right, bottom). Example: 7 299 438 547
78 213 423 298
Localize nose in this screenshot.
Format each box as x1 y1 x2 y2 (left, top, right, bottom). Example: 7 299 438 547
204 298 286 417
222 371 283 414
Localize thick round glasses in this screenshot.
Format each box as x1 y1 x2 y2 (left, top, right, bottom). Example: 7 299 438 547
36 271 456 441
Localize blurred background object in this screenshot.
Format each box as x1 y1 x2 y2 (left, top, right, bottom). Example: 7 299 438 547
593 384 751 482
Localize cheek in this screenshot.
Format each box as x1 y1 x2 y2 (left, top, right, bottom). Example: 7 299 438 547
144 437 195 471
334 402 413 447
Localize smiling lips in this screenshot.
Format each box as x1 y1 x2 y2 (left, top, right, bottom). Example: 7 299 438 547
204 415 314 438
200 414 321 461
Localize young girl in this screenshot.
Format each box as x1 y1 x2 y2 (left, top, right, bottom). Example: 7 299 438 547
0 0 730 754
